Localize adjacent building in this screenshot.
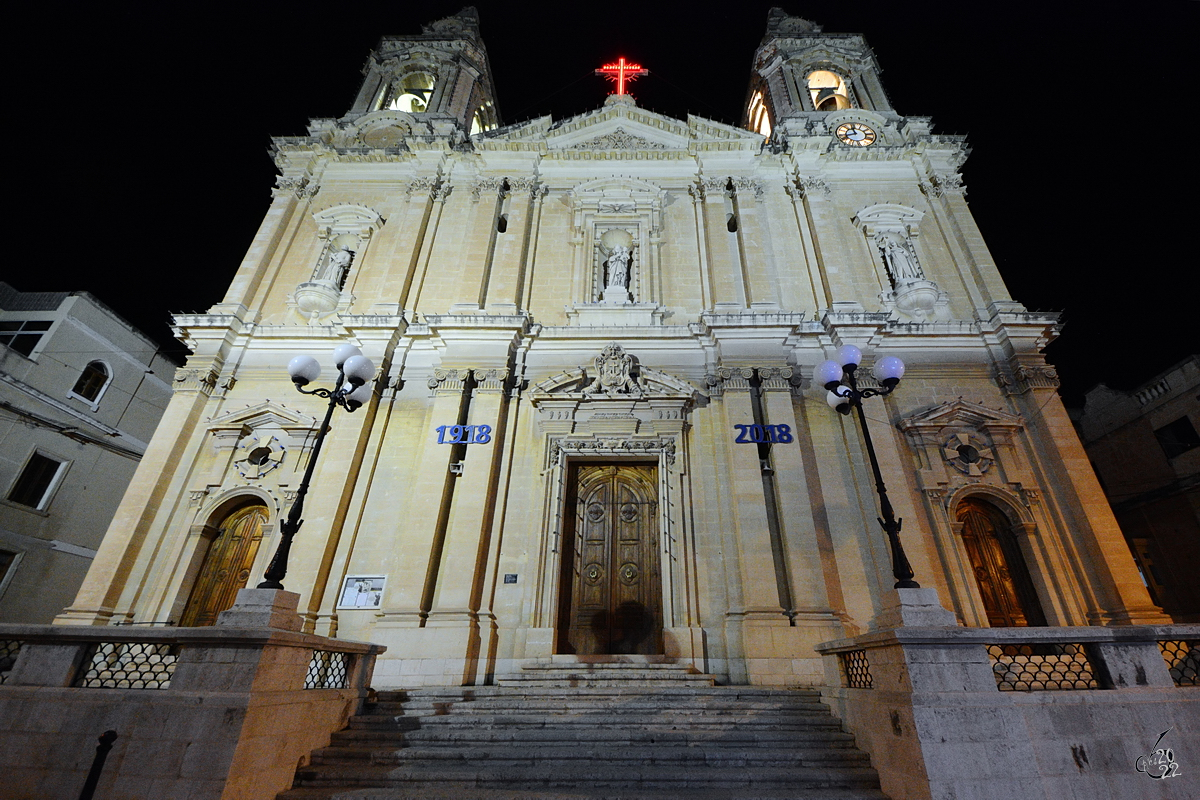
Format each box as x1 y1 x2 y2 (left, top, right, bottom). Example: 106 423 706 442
55 8 1167 688
1075 355 1200 622
1 283 175 623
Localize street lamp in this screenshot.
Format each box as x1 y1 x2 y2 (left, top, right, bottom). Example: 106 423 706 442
257 344 374 590
817 345 919 589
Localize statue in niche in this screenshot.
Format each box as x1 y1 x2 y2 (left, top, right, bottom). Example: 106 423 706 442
876 230 923 282
598 228 635 303
606 245 631 289
318 246 355 286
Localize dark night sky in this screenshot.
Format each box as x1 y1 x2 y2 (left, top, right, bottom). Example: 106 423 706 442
9 1 1196 405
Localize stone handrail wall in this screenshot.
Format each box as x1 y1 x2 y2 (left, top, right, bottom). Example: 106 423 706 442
816 618 1200 800
0 589 384 800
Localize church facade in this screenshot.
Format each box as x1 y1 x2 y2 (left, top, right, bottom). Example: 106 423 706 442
56 8 1166 687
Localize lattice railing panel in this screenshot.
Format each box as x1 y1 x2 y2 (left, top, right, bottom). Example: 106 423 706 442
0 639 22 684
74 642 179 689
305 650 350 689
1158 640 1199 687
987 643 1101 691
838 649 873 689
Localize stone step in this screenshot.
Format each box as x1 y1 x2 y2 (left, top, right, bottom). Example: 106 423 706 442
277 682 886 800
280 787 888 799
333 728 856 746
348 716 843 732
312 742 871 763
362 700 837 716
374 690 825 700
289 763 884 789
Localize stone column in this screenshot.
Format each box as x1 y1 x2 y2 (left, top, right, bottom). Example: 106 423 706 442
55 366 223 626
374 370 470 629
425 368 510 685
718 368 792 683
222 180 308 311
484 180 534 313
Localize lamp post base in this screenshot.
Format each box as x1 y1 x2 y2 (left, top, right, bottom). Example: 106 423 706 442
871 587 958 630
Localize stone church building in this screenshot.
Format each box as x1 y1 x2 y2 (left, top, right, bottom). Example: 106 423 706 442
55 7 1166 690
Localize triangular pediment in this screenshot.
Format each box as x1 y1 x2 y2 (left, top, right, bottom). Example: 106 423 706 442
530 344 704 403
898 398 1023 437
530 366 701 400
206 400 318 434
477 100 764 154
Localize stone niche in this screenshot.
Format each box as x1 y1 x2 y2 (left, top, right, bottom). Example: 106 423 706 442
564 177 668 326
289 204 386 323
853 203 951 323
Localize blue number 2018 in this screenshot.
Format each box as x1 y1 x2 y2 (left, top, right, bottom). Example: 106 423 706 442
436 424 492 444
733 424 793 444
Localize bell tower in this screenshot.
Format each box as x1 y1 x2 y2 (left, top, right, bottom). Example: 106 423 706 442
344 6 500 134
742 8 893 136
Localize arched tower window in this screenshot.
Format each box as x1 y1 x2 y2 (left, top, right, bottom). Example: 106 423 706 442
70 361 111 404
179 502 269 627
957 497 1046 627
472 100 498 134
746 88 772 137
380 71 436 113
807 69 854 111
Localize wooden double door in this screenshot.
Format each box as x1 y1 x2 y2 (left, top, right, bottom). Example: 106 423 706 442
558 464 662 655
958 498 1046 627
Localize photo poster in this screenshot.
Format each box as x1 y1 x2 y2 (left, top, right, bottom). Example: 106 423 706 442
336 575 386 609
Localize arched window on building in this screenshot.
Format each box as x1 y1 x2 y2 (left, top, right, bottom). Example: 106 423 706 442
957 497 1046 627
70 361 110 404
381 71 436 113
746 88 772 137
472 100 498 134
179 502 269 627
807 69 854 111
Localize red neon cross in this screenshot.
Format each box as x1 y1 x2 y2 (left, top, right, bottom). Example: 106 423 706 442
595 57 649 96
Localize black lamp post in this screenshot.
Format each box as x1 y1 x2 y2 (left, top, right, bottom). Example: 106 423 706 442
257 344 374 590
816 345 920 589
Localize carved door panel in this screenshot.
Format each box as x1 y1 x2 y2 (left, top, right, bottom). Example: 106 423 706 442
561 464 662 655
958 498 1045 627
180 504 268 627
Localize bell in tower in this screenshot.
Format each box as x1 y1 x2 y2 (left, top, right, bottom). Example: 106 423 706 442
742 8 893 135
344 7 501 136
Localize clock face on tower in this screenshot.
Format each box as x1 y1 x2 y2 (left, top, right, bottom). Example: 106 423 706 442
835 122 876 146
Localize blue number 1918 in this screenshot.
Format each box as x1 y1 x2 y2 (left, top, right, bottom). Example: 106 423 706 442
436 424 492 444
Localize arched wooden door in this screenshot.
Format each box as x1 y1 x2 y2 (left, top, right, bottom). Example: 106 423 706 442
957 497 1046 627
180 503 268 627
558 464 662 655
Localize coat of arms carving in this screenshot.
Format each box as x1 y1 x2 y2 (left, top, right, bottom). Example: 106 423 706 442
583 343 646 397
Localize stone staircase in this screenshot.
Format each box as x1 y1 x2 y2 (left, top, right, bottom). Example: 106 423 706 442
278 659 888 800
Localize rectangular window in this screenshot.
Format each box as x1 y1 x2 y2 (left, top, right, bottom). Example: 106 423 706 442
1154 416 1200 460
0 320 53 356
7 452 67 510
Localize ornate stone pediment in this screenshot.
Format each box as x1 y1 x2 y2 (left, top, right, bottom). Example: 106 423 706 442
529 345 699 401
569 127 668 151
897 398 1023 444
206 400 320 451
529 345 702 438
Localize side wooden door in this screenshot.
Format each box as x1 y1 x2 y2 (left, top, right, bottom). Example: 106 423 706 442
180 504 268 627
958 498 1046 627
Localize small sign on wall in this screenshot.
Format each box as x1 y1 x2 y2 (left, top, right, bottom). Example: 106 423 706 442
336 575 386 609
